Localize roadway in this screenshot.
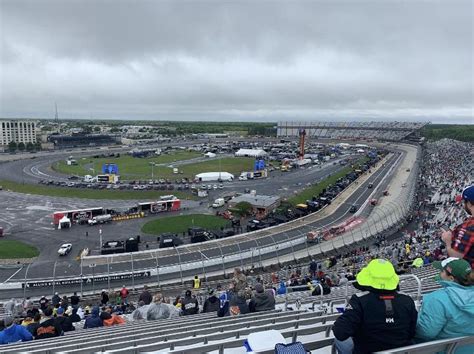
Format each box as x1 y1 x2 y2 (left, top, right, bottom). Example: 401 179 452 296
0 148 404 298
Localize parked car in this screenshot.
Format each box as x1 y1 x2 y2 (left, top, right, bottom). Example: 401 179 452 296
58 243 72 256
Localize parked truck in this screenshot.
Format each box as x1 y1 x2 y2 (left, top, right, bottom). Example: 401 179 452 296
88 214 112 225
212 198 225 208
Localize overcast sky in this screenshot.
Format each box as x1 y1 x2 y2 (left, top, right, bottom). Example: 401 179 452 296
1 0 472 123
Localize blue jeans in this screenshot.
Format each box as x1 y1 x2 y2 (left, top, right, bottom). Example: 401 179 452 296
334 337 354 354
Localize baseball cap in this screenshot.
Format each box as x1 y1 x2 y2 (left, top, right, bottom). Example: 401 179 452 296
356 259 399 291
57 307 64 315
459 185 474 203
433 257 472 282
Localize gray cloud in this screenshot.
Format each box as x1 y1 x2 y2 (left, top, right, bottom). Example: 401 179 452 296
1 0 472 123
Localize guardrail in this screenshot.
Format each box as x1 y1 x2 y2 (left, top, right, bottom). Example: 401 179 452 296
1 144 420 297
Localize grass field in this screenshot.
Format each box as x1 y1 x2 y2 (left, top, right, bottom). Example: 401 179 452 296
52 151 202 179
0 180 195 200
53 153 255 180
141 214 231 235
0 240 40 259
288 157 371 205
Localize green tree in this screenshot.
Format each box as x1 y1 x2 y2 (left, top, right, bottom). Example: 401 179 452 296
82 126 93 134
26 142 34 152
232 201 253 217
110 127 121 133
18 142 25 151
8 141 17 152
93 126 101 132
34 142 42 151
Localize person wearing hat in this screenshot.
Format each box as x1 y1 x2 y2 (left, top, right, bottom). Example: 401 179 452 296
202 289 220 313
332 259 417 354
415 257 474 353
249 283 275 312
441 185 474 267
181 289 199 316
54 306 75 332
0 315 33 344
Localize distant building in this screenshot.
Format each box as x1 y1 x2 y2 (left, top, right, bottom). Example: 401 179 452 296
228 194 281 216
0 120 37 146
47 134 120 149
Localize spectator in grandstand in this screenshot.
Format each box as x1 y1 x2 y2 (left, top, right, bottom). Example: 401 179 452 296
309 259 318 278
38 295 49 312
100 289 109 305
232 268 247 292
3 298 15 315
249 283 275 312
228 290 250 316
101 307 126 326
277 280 287 295
415 257 474 351
60 295 69 309
26 313 41 336
34 307 63 339
193 275 201 289
120 285 129 305
202 289 220 313
173 295 182 311
70 292 80 308
83 306 103 329
312 278 331 296
441 185 474 267
54 307 75 332
51 292 61 306
139 285 153 305
181 290 199 316
332 259 417 354
69 308 81 323
0 316 33 344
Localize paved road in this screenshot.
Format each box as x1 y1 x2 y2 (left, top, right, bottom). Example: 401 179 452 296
0 149 404 299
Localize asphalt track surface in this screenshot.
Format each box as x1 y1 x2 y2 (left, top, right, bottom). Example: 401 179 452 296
0 147 403 299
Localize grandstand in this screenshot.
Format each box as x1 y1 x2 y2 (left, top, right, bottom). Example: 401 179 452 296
0 140 472 353
277 121 427 142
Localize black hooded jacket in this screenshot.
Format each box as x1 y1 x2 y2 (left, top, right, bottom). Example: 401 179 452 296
332 284 417 354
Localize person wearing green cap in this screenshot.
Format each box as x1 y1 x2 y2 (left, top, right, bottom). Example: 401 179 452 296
415 257 474 353
332 259 417 354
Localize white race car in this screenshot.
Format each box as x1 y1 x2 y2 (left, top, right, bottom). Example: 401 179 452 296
58 243 72 256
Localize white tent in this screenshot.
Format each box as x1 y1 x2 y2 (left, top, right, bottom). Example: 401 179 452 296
235 149 267 157
204 152 216 158
58 216 71 230
195 172 234 182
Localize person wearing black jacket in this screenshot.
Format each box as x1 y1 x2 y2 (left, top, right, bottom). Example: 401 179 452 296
70 292 80 308
54 307 75 332
181 290 199 315
332 259 417 354
100 290 109 305
202 290 220 313
34 307 63 340
138 285 153 305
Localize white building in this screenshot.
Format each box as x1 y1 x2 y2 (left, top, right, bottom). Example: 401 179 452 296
0 120 37 146
235 149 267 158
195 172 234 182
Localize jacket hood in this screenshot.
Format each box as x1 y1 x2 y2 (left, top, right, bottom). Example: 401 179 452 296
439 280 474 313
91 306 100 316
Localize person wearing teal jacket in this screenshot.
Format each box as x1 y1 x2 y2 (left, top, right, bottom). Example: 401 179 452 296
416 257 474 354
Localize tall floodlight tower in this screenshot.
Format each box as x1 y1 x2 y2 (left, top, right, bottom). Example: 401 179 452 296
298 128 306 160
55 102 60 134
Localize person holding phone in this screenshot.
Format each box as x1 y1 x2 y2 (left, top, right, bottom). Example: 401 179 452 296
441 185 474 267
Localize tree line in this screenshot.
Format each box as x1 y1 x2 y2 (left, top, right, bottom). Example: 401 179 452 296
8 141 42 153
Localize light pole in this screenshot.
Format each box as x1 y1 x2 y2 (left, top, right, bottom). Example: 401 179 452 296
150 162 156 180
